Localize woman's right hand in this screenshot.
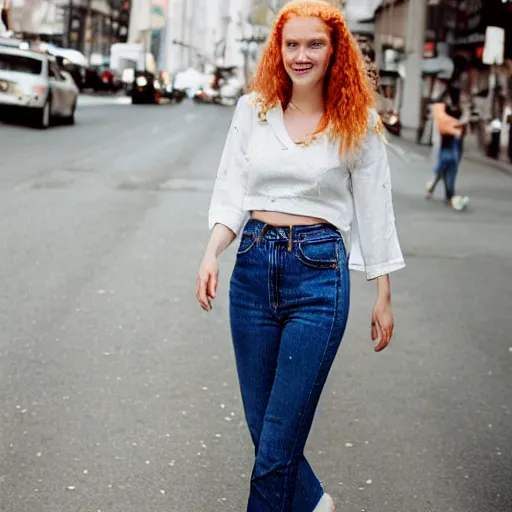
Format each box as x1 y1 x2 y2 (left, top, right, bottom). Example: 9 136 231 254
196 253 219 312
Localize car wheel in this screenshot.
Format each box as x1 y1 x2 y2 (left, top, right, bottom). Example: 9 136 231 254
65 100 76 125
37 99 51 129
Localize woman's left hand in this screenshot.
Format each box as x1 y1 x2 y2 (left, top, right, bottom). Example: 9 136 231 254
371 298 394 352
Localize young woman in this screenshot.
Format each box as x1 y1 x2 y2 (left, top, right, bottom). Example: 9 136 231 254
426 84 469 210
196 1 405 510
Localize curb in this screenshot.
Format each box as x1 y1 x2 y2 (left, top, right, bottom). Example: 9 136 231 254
463 151 512 177
389 133 512 177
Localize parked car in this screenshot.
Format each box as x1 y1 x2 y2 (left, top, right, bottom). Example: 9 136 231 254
131 71 161 105
193 86 220 105
0 47 79 128
159 72 186 103
45 45 88 91
82 66 122 93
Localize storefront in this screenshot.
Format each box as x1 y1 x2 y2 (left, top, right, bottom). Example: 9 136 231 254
421 0 512 158
6 0 130 58
65 0 130 56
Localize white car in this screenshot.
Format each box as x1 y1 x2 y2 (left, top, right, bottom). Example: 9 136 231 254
0 46 79 128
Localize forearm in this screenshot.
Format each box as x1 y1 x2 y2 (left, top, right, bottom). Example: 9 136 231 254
204 223 237 258
376 274 391 301
433 103 461 136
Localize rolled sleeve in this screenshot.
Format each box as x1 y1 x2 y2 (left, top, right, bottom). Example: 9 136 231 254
348 114 405 280
208 95 252 236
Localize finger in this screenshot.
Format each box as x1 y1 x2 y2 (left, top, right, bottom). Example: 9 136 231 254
197 276 211 311
195 279 203 306
371 321 378 341
208 273 218 299
375 326 391 352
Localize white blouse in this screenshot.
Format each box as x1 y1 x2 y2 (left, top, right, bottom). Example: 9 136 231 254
208 94 405 280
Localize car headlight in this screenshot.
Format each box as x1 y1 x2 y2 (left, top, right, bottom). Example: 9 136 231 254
135 76 148 87
154 80 161 90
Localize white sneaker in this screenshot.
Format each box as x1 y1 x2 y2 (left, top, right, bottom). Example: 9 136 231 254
450 195 469 211
313 493 335 512
426 180 434 199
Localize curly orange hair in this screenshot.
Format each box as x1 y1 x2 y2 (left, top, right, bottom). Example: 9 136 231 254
249 0 375 156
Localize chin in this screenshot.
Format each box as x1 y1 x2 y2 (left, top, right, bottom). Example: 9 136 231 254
291 76 321 88
286 68 323 88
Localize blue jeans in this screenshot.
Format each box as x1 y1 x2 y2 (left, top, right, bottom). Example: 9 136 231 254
229 219 351 512
432 138 461 201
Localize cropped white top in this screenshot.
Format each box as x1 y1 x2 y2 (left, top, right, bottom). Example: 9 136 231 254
208 94 405 280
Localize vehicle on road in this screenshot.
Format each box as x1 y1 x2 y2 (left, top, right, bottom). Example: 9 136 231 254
44 44 88 91
110 43 157 97
131 71 161 105
192 66 244 106
193 86 220 105
213 66 244 106
162 84 186 103
159 71 186 104
0 47 79 129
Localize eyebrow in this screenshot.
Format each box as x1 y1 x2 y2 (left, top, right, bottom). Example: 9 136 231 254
283 34 330 42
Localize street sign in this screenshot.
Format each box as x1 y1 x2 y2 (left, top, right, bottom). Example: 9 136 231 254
482 26 505 65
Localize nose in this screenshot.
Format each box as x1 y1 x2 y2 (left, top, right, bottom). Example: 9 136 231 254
296 45 307 62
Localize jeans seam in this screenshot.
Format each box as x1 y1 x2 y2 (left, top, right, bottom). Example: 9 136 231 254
267 241 280 321
280 267 341 512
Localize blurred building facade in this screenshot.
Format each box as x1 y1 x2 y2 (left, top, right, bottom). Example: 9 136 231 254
373 0 512 158
154 0 259 75
4 0 129 56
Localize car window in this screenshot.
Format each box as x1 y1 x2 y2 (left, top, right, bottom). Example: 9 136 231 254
49 61 64 81
0 53 43 74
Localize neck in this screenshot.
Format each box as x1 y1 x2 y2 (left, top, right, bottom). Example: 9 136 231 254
290 82 324 113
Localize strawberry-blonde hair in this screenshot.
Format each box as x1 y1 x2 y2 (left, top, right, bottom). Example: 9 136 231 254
249 0 375 156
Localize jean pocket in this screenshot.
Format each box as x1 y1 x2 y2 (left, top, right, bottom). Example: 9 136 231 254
297 238 339 269
237 233 257 255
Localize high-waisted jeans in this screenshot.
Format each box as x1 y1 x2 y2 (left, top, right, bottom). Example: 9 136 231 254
229 219 351 512
432 138 462 201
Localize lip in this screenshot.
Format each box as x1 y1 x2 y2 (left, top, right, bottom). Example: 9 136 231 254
292 65 313 75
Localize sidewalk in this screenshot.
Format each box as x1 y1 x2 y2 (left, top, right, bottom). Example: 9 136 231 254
397 127 512 177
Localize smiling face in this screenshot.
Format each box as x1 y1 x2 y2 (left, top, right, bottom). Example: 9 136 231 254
281 16 333 89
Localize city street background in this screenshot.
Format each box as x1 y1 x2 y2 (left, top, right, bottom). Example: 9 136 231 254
0 100 511 512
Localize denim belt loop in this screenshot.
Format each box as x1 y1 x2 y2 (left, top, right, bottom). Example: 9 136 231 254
256 224 270 245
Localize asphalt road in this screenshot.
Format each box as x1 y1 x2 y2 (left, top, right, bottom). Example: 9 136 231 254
0 98 511 512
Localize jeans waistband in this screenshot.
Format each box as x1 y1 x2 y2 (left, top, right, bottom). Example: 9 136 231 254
243 219 341 243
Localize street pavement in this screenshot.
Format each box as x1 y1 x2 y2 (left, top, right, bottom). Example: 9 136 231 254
0 98 511 512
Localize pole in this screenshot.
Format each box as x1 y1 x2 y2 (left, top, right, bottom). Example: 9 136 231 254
163 0 173 72
144 0 152 72
84 0 92 59
181 0 187 69
189 0 197 68
67 0 73 47
110 4 114 47
401 0 427 134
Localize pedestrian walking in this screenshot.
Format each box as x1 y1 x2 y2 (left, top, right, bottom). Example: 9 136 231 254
426 83 469 210
196 1 405 510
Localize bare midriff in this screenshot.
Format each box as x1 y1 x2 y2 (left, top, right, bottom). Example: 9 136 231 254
251 211 328 227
